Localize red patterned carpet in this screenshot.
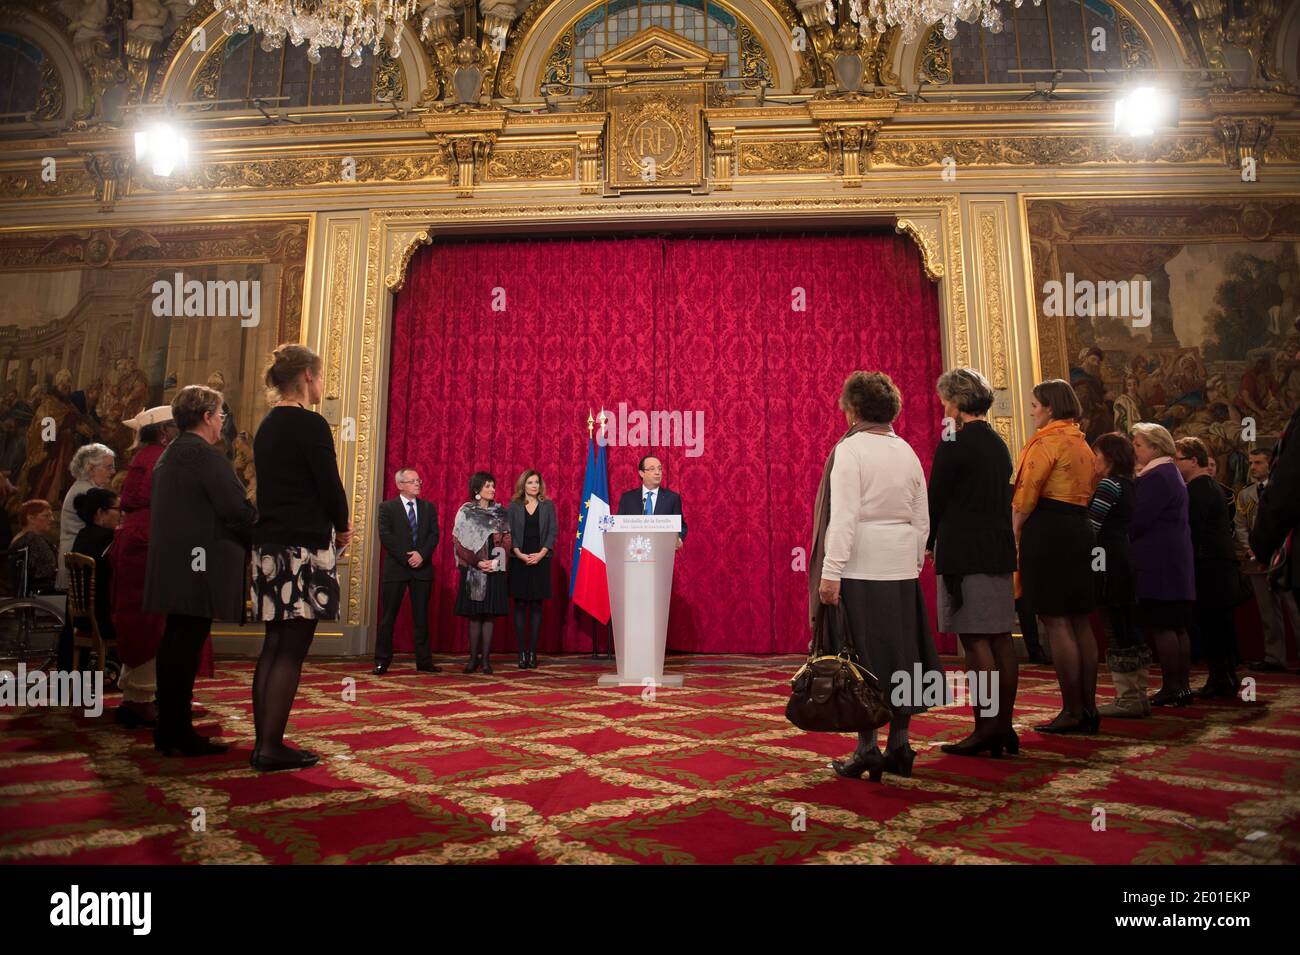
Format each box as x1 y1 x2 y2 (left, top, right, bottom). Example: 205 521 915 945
2 656 1298 864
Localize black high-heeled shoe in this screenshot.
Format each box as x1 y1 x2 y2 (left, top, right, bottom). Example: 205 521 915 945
882 745 916 778
940 728 1004 758
481 657 494 675
464 655 481 674
154 731 228 758
251 748 319 773
517 652 528 669
1002 728 1020 755
528 651 539 669
1035 711 1085 734
1081 708 1101 734
832 745 885 782
1173 689 1194 707
1149 687 1181 707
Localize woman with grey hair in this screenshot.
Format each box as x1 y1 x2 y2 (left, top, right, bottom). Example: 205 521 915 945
55 442 116 672
58 443 116 590
927 368 1020 757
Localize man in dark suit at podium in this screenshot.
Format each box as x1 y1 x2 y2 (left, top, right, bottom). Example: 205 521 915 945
616 455 686 550
374 467 440 674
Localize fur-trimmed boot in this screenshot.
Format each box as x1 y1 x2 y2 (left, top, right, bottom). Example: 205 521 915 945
1098 645 1151 718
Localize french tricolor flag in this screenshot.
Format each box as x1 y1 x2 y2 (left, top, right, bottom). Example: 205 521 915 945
569 435 610 624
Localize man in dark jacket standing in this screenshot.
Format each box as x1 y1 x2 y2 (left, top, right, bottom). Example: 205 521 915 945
615 455 686 549
1250 398 1300 674
374 467 440 674
143 384 257 756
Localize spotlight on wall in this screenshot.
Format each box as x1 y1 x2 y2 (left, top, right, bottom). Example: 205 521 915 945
1113 86 1175 137
133 123 190 177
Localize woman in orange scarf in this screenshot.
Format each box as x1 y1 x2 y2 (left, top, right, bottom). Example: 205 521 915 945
1012 380 1099 734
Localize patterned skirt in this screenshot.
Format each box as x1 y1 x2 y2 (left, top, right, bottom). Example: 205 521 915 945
250 544 341 622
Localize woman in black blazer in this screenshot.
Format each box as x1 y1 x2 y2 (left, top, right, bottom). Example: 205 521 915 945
507 470 557 669
927 368 1019 758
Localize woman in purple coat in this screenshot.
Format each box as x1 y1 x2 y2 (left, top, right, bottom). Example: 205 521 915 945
1129 423 1196 707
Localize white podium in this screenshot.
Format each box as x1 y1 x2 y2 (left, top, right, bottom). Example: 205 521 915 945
597 515 683 688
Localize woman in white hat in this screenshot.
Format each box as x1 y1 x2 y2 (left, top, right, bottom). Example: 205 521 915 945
110 405 178 728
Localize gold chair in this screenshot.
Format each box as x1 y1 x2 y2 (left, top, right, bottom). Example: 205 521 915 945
64 552 117 684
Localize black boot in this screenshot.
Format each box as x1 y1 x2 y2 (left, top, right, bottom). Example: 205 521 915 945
832 737 884 781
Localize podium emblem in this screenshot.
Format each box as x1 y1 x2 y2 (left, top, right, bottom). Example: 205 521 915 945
627 536 653 562
598 514 617 532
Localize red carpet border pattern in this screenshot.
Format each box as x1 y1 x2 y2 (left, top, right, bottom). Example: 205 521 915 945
2 657 1298 864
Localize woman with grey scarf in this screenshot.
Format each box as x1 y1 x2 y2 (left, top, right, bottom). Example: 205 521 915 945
453 471 512 674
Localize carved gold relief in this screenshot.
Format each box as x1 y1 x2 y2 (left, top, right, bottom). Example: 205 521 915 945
385 229 433 292
324 224 356 402
895 218 943 282
130 154 451 193
737 140 829 174
486 148 575 181
975 209 1010 391
871 135 1223 167
609 86 704 191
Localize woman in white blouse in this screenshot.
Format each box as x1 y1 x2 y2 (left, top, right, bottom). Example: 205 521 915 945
813 371 939 782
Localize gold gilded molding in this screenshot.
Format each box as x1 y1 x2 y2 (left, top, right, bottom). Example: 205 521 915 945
0 165 95 199
992 416 1013 448
871 135 1222 167
895 218 943 282
486 147 575 181
974 209 1010 390
385 229 432 292
131 153 451 194
324 223 356 402
736 140 830 175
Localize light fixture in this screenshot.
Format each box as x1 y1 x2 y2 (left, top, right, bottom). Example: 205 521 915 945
212 1 418 67
841 0 1041 43
133 123 190 177
1113 86 1174 137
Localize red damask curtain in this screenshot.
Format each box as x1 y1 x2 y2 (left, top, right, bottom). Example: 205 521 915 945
384 232 950 654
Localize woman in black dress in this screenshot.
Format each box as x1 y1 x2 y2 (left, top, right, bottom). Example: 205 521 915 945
453 472 511 674
507 470 556 669
1089 433 1147 718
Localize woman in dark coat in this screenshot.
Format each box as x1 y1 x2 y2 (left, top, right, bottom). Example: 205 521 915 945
1130 423 1196 707
928 368 1019 758
1176 436 1244 698
144 385 257 757
507 469 557 669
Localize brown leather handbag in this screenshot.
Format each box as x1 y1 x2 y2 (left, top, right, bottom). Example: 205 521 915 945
786 601 893 733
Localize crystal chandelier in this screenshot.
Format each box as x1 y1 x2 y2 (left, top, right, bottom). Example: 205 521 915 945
211 1 418 67
833 0 1042 43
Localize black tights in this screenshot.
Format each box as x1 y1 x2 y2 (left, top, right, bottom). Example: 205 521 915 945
1151 627 1191 694
252 618 318 760
957 632 1019 736
156 614 213 741
467 616 495 660
513 600 542 655
1041 614 1098 717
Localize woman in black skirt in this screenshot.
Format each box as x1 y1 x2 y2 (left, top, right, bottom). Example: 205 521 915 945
453 471 511 674
1089 433 1147 718
1012 380 1099 734
814 371 939 782
507 469 556 669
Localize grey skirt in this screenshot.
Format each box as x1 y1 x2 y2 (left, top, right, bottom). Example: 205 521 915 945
937 572 1016 634
837 577 942 716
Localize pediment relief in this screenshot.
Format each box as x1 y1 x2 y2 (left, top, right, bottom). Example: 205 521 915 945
587 26 727 81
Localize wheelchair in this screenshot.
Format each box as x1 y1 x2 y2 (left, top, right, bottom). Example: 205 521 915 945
0 545 65 673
